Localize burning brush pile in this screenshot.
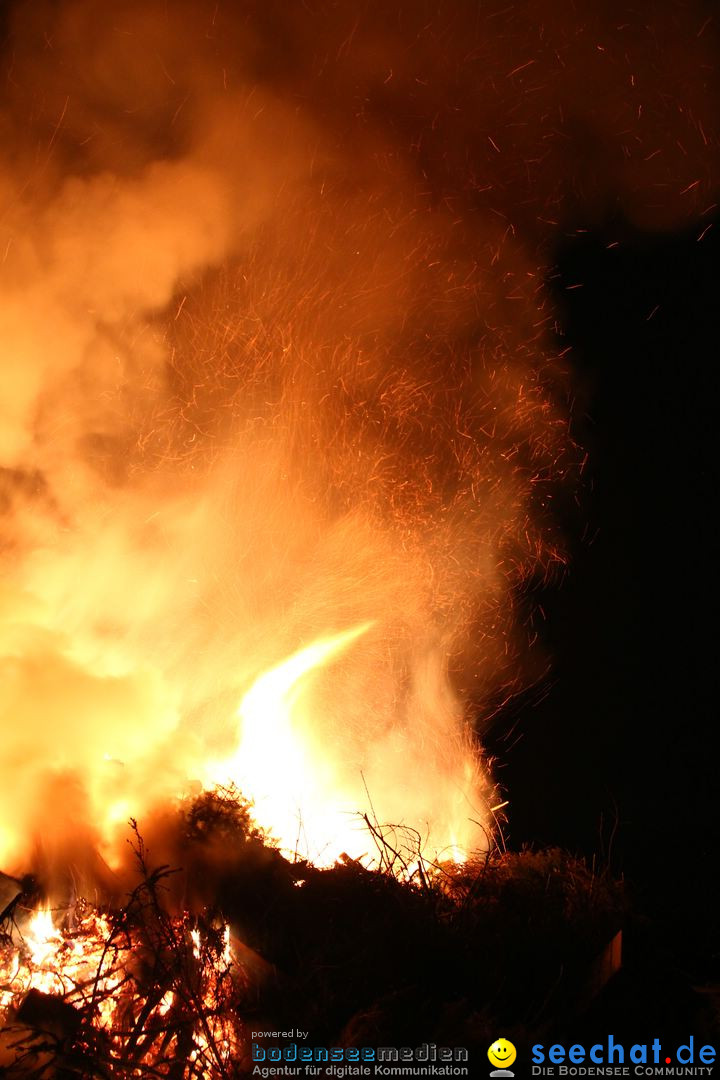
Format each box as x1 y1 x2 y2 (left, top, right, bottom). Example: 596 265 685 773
0 791 623 1078
1 832 242 1077
0 0 715 1075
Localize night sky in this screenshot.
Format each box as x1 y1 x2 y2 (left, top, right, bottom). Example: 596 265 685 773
497 212 719 973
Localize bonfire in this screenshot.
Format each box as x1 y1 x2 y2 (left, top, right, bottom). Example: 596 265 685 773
0 0 709 1072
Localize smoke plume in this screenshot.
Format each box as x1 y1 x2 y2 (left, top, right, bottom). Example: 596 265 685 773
0 0 716 889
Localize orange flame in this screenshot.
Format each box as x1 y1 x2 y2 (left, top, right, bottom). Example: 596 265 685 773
0 902 242 1070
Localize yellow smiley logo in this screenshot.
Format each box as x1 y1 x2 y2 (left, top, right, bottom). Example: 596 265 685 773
488 1038 517 1070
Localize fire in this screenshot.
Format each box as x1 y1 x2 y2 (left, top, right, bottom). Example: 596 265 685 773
24 905 63 971
209 622 375 864
0 1 655 1058
0 0 712 907
0 0 711 1071
1 905 123 1031
201 620 486 869
199 622 487 864
0 898 244 1075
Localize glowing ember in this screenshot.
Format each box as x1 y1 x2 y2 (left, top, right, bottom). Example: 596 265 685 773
0 900 244 1076
1 906 124 1028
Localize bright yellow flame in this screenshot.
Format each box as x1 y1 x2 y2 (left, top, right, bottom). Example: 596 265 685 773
209 623 374 864
26 905 63 967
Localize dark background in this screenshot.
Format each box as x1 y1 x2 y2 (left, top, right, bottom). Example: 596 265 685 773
494 213 719 982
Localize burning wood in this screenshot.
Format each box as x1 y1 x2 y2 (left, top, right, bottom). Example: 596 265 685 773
1 804 623 1077
1 832 245 1078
